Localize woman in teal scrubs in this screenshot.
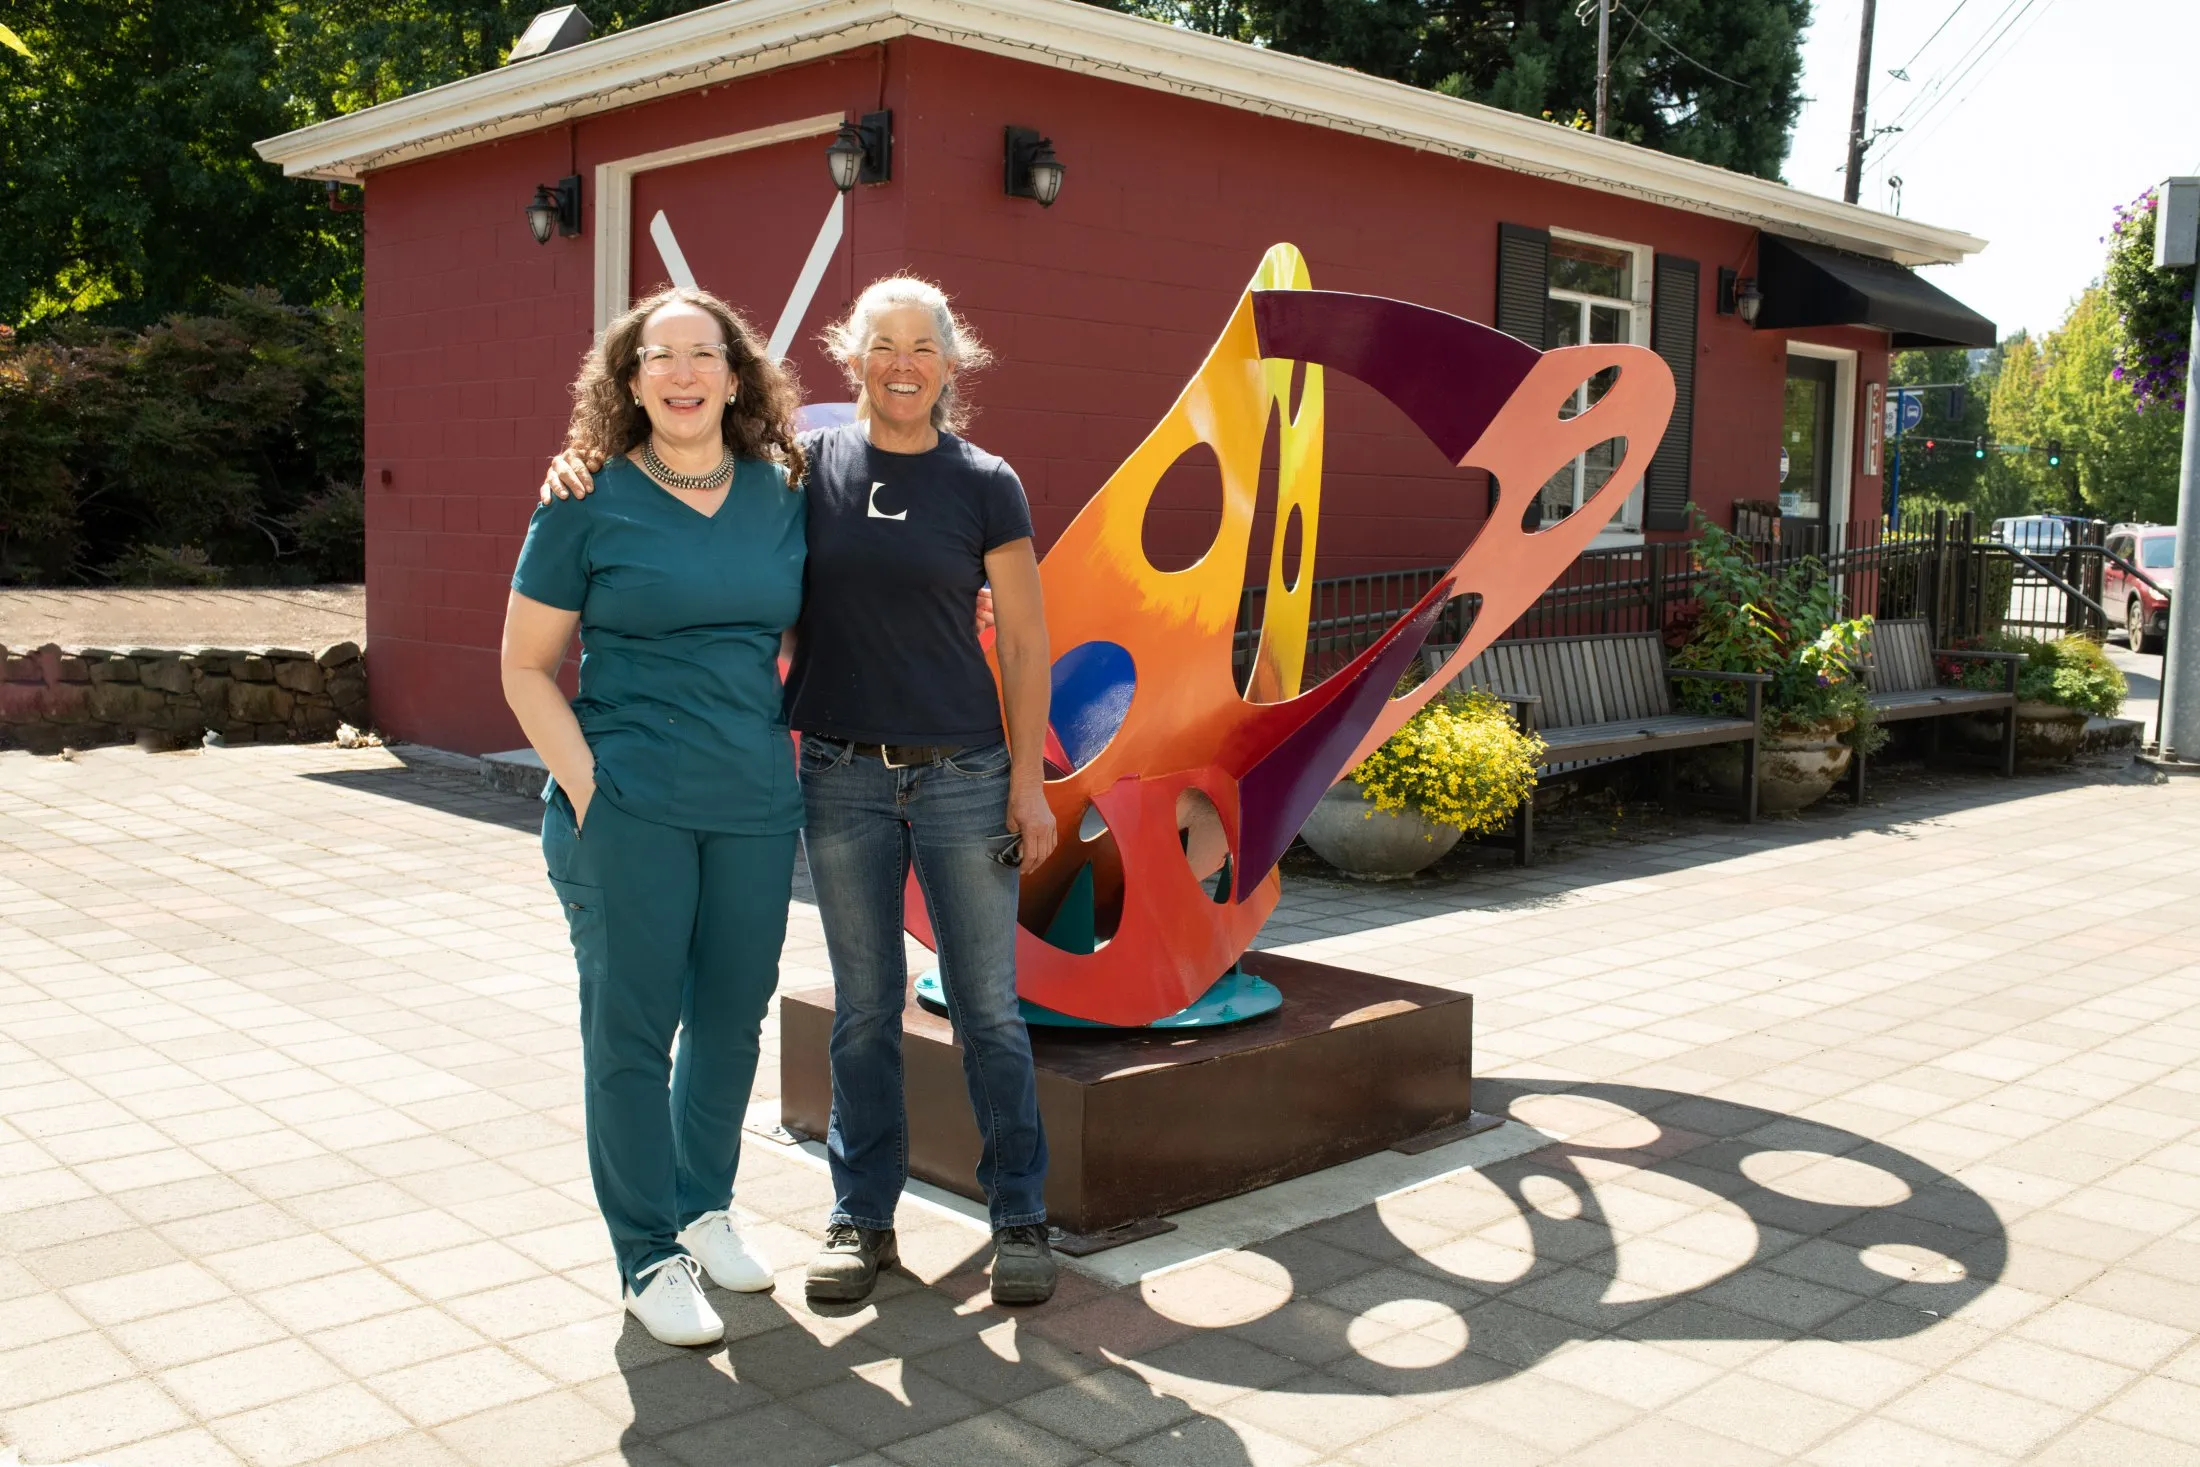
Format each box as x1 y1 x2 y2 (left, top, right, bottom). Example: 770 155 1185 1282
501 286 807 1348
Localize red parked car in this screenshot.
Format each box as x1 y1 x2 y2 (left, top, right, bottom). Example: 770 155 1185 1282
2105 524 2176 653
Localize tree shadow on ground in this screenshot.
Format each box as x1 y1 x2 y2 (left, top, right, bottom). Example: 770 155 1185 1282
594 1078 2006 1463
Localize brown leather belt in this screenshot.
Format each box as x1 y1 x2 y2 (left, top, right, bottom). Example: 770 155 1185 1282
824 737 964 768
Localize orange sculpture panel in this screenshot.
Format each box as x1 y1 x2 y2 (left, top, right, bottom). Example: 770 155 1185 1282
907 246 1675 1026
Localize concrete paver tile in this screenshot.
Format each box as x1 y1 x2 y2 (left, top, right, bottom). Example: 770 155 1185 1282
1005 1364 1199 1449
1115 1413 1320 1467
0 1289 93 1349
434 1392 631 1467
208 1380 413 1467
2026 1416 2200 1466
161 1337 345 1417
654 1402 864 1467
1439 1369 1639 1452
363 1343 559 1426
94 1426 251 1467
2098 1376 2200 1447
1216 1372 1421 1453
308 1306 491 1377
1665 1370 1858 1455
0 1328 139 1409
0 1377 193 1461
2015 1300 2192 1370
1550 1412 1784 1466
1880 1373 2079 1456
1945 1336 2138 1411
1343 1410 1545 1466
1804 1407 2015 1467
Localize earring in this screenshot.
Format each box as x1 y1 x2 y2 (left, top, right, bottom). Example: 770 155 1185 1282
632 395 641 406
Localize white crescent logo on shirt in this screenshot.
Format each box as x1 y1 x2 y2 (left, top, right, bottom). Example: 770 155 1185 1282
867 481 907 521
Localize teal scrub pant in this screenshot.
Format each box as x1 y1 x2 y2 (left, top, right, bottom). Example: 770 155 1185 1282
542 788 796 1292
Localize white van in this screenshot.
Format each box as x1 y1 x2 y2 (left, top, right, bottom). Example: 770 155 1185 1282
1991 515 2069 554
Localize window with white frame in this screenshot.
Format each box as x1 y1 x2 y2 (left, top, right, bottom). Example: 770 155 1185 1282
1538 231 1652 533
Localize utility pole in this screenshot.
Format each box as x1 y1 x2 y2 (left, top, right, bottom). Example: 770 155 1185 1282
1843 0 1877 205
2152 177 2200 765
1595 0 1611 136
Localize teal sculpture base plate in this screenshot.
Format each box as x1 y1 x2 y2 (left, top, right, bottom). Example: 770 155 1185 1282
913 966 1282 1030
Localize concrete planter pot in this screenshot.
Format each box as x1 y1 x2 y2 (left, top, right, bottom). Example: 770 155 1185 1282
1698 720 1855 814
1300 781 1464 880
1955 699 2088 762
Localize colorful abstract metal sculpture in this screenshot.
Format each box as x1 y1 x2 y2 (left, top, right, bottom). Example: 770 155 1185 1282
909 245 1675 1027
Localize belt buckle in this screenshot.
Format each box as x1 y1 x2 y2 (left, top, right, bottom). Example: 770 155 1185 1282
881 743 911 769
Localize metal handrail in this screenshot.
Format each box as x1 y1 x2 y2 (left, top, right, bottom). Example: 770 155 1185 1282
1986 543 2111 623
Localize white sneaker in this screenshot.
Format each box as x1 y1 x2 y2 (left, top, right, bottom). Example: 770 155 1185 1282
623 1254 723 1346
678 1209 775 1292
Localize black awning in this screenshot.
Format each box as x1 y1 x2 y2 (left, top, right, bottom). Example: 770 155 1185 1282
1755 234 1997 348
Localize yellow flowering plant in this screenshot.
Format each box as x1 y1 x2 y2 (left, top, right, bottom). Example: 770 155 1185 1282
1349 689 1545 835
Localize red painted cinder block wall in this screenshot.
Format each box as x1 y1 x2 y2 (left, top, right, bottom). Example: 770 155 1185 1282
359 35 1889 752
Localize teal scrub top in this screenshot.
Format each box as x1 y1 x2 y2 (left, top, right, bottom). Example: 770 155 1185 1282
511 454 805 835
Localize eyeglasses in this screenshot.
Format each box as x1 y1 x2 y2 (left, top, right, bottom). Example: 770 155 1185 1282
637 345 734 376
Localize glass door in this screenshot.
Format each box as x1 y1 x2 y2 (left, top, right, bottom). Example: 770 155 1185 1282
1781 356 1836 550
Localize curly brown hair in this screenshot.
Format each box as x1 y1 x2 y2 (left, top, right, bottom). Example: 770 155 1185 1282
566 286 806 487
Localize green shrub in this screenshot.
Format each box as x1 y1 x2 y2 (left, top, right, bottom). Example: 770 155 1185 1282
1947 632 2128 717
1668 516 1887 753
0 289 362 585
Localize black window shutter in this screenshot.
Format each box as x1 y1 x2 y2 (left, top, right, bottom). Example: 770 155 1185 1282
1644 254 1699 532
1493 224 1551 521
1495 223 1550 348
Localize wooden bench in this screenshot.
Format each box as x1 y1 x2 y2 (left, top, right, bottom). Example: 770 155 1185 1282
1850 618 2022 803
1420 632 1769 866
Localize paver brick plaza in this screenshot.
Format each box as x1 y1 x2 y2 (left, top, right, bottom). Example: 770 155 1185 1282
3 742 2199 1465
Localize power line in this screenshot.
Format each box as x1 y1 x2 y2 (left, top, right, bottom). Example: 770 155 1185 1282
1874 0 2030 137
1891 0 1974 79
1610 0 1748 88
1871 0 2054 176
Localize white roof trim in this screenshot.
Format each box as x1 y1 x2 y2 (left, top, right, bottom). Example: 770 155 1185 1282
254 0 1984 267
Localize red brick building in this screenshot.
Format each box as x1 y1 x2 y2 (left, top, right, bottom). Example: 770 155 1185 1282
256 0 1993 754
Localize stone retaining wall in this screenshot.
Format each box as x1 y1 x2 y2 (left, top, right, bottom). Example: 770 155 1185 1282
0 642 368 754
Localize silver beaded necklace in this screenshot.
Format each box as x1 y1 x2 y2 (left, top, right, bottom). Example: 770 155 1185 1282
640 437 734 492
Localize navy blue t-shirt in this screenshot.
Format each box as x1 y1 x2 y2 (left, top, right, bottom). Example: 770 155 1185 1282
511 454 805 834
783 424 1033 744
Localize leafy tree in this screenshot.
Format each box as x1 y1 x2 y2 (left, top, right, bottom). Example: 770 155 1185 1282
0 2 709 329
1109 0 1812 181
1989 287 2184 526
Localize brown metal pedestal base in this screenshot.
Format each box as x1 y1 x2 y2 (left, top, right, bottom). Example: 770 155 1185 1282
778 952 1475 1238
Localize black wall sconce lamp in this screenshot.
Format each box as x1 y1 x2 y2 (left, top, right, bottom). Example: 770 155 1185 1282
526 175 582 244
1716 266 1763 325
826 112 892 193
1003 127 1065 207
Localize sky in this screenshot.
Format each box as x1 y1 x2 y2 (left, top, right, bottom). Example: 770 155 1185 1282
1781 0 2200 341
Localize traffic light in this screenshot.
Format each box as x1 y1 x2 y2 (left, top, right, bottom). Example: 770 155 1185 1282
2047 438 2062 467
1924 438 1936 455
1974 437 1987 459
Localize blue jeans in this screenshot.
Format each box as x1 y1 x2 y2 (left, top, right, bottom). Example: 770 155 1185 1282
798 735 1047 1231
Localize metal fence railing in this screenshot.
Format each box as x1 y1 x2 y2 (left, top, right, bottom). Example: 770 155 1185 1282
1229 510 2132 691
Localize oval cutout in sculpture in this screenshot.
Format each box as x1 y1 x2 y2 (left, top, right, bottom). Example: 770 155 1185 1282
1528 436 1629 530
1279 503 1305 593
1049 640 1136 772
1140 441 1227 573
